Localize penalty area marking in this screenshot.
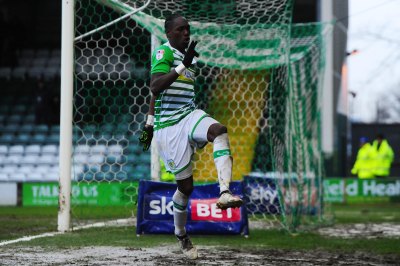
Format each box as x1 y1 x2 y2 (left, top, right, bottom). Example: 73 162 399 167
0 218 135 247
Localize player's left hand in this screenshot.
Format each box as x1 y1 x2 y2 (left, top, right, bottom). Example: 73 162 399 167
138 125 153 151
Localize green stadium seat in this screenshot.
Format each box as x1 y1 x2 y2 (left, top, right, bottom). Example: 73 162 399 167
31 134 46 144
47 134 60 144
24 114 36 124
0 106 9 114
0 134 15 144
50 125 60 134
2 124 19 134
12 105 27 115
7 115 22 124
19 124 34 134
14 134 31 144
33 125 49 135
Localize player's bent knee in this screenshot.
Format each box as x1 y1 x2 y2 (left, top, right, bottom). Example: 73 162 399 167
176 176 194 196
178 185 194 197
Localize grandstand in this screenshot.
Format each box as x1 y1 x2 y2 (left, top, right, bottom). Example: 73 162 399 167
0 45 149 183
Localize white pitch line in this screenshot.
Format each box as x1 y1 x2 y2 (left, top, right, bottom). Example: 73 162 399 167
0 218 135 247
0 232 63 246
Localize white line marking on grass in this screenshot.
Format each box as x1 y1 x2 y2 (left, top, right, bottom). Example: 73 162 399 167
0 232 63 246
0 218 135 247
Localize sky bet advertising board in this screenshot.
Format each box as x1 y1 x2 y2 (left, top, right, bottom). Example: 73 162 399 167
136 180 249 236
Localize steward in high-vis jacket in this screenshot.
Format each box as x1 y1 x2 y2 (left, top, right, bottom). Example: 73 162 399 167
351 137 374 179
371 134 394 178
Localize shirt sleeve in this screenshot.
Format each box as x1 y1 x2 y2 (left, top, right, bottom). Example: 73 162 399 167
151 45 174 74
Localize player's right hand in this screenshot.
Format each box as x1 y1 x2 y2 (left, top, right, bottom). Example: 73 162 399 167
182 41 199 67
138 125 153 152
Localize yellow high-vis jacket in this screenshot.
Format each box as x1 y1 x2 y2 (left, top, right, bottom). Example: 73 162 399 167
371 139 394 177
351 143 374 179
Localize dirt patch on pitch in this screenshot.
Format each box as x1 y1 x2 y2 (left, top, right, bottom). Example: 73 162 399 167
318 223 400 239
1 245 399 265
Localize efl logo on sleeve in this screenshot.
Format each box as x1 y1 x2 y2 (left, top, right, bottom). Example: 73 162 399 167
156 50 164 60
190 198 241 222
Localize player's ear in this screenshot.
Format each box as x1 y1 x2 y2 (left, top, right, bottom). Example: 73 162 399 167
166 30 172 40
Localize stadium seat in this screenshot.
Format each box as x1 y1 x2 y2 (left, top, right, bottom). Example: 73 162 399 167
74 144 90 155
43 66 60 80
28 172 44 181
0 134 15 144
28 66 46 79
42 172 58 181
2 124 19 134
31 134 47 144
9 145 24 154
47 133 59 144
17 57 33 67
7 115 22 125
73 154 88 164
21 49 35 58
0 172 9 181
0 105 9 114
36 49 50 58
25 144 41 154
0 67 12 80
31 58 48 68
50 125 60 134
24 154 40 165
91 144 107 154
38 154 57 165
4 154 23 164
34 125 49 135
35 165 51 174
18 165 34 174
19 124 33 134
9 172 26 182
13 105 27 114
1 165 18 174
24 114 36 124
72 164 84 176
108 144 123 155
14 134 31 144
11 67 27 79
0 145 8 155
42 144 58 154
87 154 104 164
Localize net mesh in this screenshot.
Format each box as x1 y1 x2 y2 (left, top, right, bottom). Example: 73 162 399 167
72 0 330 231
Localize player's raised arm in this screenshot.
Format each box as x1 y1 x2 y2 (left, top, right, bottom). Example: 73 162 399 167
150 41 199 96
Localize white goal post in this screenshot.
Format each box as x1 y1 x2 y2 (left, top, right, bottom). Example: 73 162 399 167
58 0 155 232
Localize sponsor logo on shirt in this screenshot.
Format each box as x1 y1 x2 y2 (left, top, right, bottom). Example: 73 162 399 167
183 69 194 80
156 50 164 60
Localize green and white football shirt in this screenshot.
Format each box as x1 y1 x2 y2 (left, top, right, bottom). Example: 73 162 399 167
151 42 196 130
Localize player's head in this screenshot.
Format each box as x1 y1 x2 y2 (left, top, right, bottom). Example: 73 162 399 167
376 133 384 143
164 13 190 53
359 137 368 145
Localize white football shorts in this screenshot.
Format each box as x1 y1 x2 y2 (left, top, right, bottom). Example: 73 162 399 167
154 109 219 180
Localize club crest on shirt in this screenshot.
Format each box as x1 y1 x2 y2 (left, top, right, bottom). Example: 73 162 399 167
156 50 164 60
167 159 176 170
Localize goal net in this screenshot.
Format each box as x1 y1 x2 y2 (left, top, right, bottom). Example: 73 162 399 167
70 0 330 232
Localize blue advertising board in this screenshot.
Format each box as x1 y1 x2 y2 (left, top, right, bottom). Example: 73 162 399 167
136 180 249 236
243 174 319 215
243 175 281 214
